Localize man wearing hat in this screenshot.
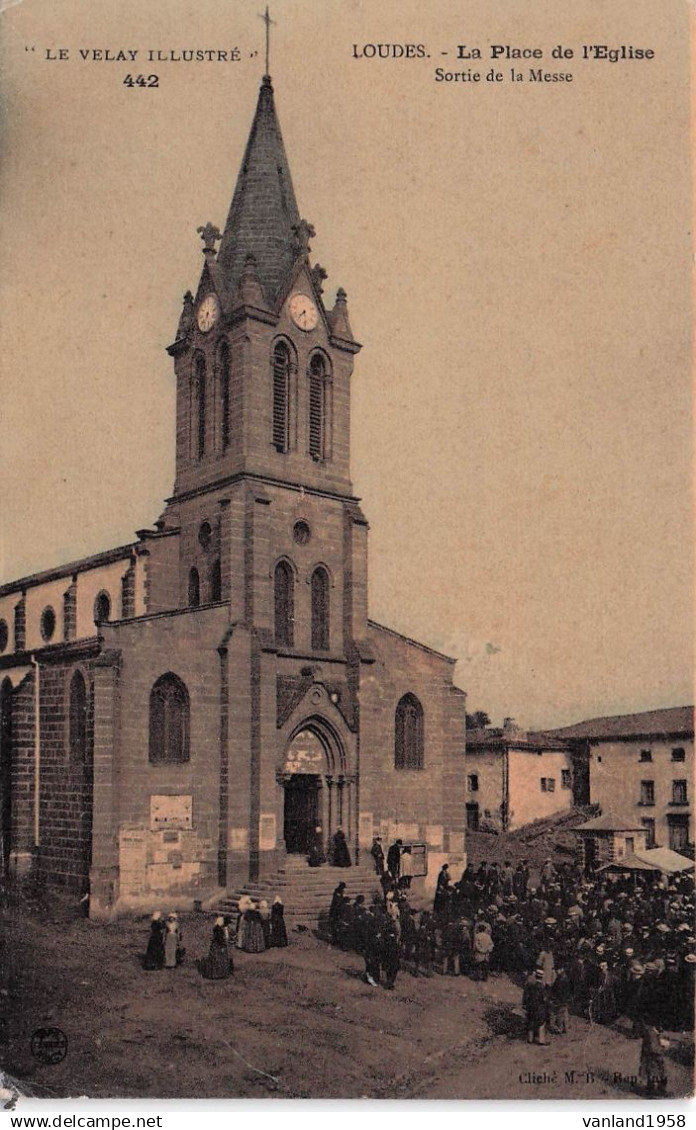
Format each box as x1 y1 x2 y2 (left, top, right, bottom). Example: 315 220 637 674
370 836 385 877
386 838 403 882
522 968 550 1045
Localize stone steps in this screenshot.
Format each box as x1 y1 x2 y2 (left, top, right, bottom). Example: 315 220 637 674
217 863 381 925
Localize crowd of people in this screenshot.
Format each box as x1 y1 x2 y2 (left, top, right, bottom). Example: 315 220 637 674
142 895 288 980
139 837 692 1096
333 840 695 1056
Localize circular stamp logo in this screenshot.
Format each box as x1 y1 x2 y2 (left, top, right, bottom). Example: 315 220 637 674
30 1027 68 1065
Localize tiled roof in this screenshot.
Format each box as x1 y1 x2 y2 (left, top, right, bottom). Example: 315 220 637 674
545 705 693 741
367 620 457 664
466 728 570 751
574 811 645 832
217 76 301 304
0 541 137 597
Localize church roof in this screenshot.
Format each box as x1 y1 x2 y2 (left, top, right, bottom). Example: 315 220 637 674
217 75 301 305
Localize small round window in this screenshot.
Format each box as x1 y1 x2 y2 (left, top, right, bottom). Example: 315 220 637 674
40 607 56 642
198 521 213 549
0 620 7 654
293 520 312 546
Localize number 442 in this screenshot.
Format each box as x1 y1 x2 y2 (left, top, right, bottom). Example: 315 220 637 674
123 74 159 88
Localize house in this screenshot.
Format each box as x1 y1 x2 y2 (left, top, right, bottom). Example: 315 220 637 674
465 717 575 832
547 706 693 854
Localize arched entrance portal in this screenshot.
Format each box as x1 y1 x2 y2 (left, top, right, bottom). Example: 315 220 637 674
281 723 353 858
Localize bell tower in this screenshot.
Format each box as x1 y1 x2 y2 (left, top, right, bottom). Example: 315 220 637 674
167 75 361 505
164 74 368 649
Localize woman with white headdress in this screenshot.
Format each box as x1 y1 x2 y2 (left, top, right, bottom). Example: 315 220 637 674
242 900 266 953
269 896 288 947
143 911 165 970
236 895 252 949
199 916 233 979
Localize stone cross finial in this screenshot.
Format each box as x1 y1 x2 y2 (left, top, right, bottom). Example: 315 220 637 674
259 6 275 77
197 222 222 253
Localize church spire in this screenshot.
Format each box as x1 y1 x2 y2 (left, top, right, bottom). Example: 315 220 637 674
216 75 302 306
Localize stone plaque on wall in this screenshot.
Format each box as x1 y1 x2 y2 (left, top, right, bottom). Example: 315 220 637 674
259 813 276 851
150 795 192 831
230 828 248 851
119 828 147 895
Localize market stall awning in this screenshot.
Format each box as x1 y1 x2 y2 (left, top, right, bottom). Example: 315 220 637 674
598 852 660 873
598 847 694 874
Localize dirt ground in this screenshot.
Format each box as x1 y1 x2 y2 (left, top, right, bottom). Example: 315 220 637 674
0 892 693 1101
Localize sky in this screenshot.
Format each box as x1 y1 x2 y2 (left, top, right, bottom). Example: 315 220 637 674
0 0 692 729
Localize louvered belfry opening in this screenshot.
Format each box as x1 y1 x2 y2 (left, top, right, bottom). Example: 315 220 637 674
272 342 291 451
308 353 325 460
194 352 207 459
218 340 231 451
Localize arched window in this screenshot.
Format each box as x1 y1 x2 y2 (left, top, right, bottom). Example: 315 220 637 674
218 340 231 451
308 353 327 460
193 353 206 459
93 591 111 625
395 693 424 770
148 673 190 764
69 670 88 763
210 559 222 603
274 560 294 647
188 567 200 608
311 566 330 651
272 342 291 452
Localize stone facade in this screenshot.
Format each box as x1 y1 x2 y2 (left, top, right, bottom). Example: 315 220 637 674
465 720 575 832
548 707 693 854
0 74 467 914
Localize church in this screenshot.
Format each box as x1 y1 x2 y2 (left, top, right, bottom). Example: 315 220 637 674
0 73 466 916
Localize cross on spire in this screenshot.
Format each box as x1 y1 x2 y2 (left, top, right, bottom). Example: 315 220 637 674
259 6 275 77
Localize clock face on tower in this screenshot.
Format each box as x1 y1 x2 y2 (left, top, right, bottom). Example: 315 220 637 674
288 293 319 332
197 293 220 333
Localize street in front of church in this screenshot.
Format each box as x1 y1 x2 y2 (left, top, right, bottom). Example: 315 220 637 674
1 893 692 1101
